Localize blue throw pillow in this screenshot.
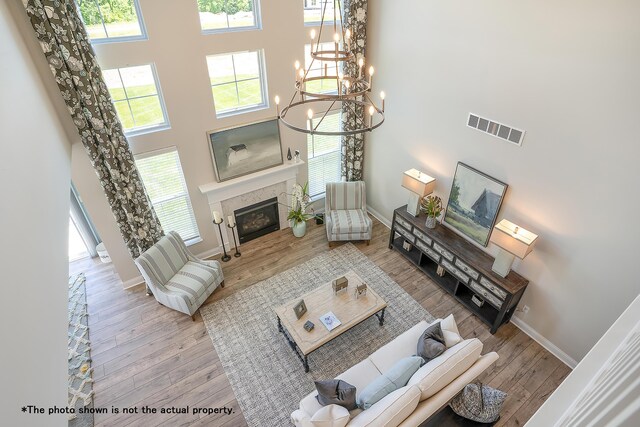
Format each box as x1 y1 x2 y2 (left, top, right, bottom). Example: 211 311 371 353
357 356 424 410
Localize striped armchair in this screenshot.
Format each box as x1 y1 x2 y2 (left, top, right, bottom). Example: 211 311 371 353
134 231 224 320
325 181 373 245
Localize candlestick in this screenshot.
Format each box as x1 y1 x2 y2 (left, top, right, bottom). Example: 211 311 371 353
227 215 235 227
213 217 231 262
213 211 221 223
368 66 374 89
274 95 280 117
227 223 241 257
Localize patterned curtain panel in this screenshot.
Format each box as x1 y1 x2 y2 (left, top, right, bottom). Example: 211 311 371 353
341 0 368 181
25 0 163 258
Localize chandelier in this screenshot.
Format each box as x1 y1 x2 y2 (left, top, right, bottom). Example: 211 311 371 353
275 1 385 136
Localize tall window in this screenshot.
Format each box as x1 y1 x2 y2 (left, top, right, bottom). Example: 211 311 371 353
304 0 342 26
197 0 262 33
135 148 200 243
305 42 340 94
307 110 342 198
102 64 169 135
206 50 268 117
77 0 146 42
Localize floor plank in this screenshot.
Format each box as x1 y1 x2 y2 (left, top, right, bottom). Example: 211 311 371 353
74 218 570 426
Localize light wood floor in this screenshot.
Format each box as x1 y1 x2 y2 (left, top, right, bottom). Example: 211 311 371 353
70 218 570 426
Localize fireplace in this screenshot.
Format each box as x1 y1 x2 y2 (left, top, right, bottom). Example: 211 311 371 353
235 197 280 244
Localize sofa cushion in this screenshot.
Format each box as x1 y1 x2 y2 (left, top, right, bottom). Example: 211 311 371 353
408 338 483 401
315 379 357 410
349 385 421 427
165 261 218 305
441 314 463 348
329 209 372 234
309 404 350 427
417 322 446 361
357 356 423 410
369 320 435 374
301 358 381 417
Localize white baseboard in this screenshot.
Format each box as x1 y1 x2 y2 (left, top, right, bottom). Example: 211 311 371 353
511 315 578 369
122 275 144 290
366 206 391 228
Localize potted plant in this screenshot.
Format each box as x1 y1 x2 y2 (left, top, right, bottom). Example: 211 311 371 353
420 195 443 229
287 183 314 237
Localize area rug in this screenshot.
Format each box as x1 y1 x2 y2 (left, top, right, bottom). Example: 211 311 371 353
200 243 434 427
68 273 94 427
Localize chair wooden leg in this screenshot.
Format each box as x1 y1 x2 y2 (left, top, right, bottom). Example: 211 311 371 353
366 240 370 246
191 314 196 321
220 280 225 288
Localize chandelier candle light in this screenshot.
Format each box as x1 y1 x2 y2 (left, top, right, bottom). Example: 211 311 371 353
275 1 385 136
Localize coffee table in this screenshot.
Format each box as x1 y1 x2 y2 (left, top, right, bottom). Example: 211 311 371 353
274 271 387 372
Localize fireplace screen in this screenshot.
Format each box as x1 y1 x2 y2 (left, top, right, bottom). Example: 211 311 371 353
234 197 280 244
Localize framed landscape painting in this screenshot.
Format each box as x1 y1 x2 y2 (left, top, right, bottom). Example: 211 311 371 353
207 118 283 182
443 162 508 247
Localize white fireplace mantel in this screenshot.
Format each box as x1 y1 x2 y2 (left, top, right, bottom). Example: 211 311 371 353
198 161 304 202
199 161 304 250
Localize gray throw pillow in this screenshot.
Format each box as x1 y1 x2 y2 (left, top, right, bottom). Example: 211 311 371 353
315 379 357 410
417 322 446 361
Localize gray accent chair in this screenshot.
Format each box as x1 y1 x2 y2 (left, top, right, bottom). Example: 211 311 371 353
135 231 224 320
325 181 373 245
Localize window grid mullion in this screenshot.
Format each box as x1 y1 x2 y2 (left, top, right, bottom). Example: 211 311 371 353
117 69 138 128
93 0 110 38
225 0 231 29
231 55 241 108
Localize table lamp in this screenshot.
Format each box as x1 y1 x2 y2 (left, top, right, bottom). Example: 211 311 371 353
402 169 436 216
489 219 538 277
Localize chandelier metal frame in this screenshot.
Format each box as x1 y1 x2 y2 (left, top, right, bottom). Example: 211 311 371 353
275 0 385 136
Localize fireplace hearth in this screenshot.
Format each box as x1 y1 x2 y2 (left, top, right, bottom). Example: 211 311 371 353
235 197 280 244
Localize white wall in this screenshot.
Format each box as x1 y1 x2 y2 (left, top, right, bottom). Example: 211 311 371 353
74 0 325 284
526 295 640 426
0 1 71 425
365 0 640 363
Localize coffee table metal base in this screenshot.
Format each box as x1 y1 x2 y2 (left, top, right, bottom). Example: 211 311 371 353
276 307 386 373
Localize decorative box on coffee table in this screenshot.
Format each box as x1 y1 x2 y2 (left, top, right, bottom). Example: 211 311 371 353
388 206 529 333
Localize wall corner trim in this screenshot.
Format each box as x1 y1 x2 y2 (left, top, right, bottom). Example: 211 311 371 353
367 206 392 228
122 275 145 290
511 316 578 369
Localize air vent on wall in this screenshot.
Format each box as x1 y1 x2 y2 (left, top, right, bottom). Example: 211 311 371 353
467 113 525 146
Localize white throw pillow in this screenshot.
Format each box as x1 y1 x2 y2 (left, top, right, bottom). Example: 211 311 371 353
440 314 463 348
310 404 350 427
348 385 421 427
408 338 483 401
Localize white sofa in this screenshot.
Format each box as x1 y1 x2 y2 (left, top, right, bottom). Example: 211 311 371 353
291 316 499 427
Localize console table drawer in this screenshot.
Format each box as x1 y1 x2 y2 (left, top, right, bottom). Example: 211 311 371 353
433 243 454 262
395 216 413 231
454 259 479 281
470 281 503 309
395 225 415 243
441 260 470 284
479 277 507 300
413 229 433 246
415 239 440 262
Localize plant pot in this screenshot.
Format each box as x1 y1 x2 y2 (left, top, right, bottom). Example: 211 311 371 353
291 220 307 238
425 216 437 229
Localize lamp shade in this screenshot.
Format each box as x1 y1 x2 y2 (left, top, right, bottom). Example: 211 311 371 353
489 219 538 259
401 169 436 196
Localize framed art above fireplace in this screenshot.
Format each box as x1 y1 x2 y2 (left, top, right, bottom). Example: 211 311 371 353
443 162 507 247
207 118 283 182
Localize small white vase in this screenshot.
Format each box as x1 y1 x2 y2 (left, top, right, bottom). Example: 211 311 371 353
291 220 307 238
425 216 437 229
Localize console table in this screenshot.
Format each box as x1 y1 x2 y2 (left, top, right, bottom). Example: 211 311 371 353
388 206 529 333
